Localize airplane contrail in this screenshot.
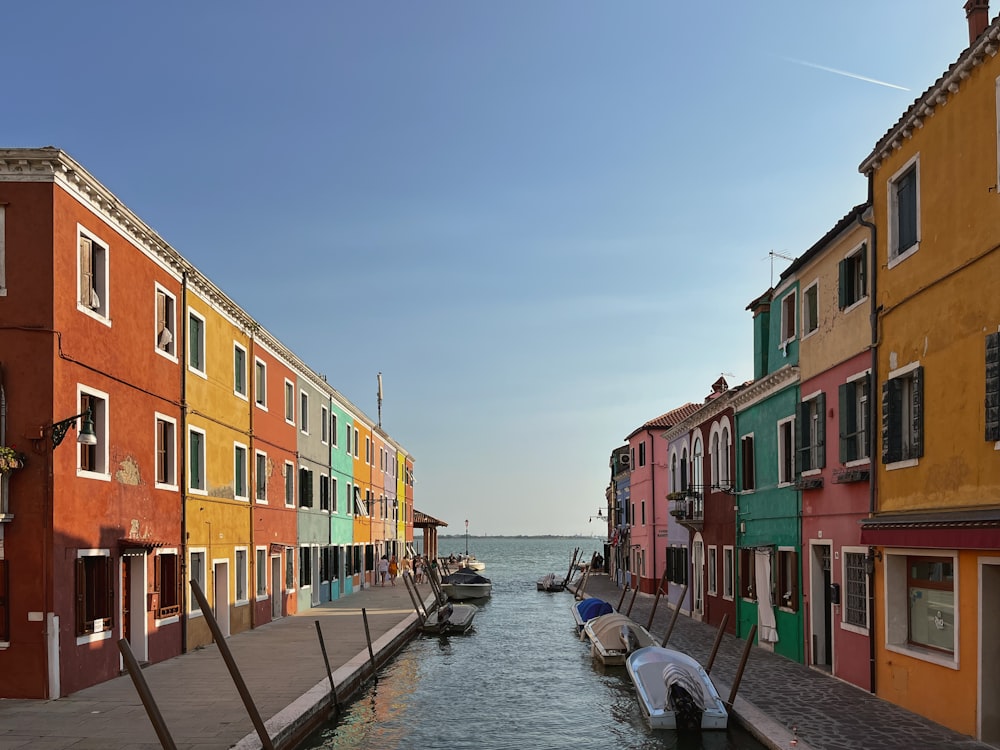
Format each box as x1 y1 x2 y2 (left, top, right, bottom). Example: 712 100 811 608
781 56 910 91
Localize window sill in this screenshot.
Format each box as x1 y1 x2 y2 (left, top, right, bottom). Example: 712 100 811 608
887 242 919 269
845 458 871 468
188 366 208 381
77 469 111 482
0 641 9 650
0 513 13 524
76 629 112 647
77 305 112 327
840 620 869 637
842 297 868 315
154 615 180 627
255 402 268 412
886 458 919 471
154 347 178 364
885 641 957 670
155 482 179 492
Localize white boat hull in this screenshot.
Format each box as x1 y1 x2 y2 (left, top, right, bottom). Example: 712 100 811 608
625 646 728 731
583 613 656 666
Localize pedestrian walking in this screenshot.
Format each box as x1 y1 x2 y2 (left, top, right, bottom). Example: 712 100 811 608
414 556 424 583
388 555 398 586
400 555 412 579
377 555 389 586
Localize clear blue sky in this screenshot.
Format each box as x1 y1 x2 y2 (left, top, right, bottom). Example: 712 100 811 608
2 2 972 535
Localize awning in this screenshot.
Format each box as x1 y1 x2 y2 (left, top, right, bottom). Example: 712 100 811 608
118 538 171 556
269 543 286 554
860 508 1000 550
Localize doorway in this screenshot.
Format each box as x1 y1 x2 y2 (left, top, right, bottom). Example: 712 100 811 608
213 560 230 637
311 546 321 606
121 553 148 664
979 559 1000 744
810 542 832 671
271 555 282 619
692 536 704 621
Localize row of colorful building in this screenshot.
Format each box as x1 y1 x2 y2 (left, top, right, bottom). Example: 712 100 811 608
0 148 447 699
603 4 1000 744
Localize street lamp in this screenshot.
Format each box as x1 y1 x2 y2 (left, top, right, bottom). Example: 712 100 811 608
588 508 606 523
35 407 97 451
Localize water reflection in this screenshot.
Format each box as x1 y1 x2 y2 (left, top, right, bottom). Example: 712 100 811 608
302 538 763 750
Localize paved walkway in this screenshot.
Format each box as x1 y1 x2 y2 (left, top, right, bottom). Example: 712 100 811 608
573 573 992 750
0 581 427 750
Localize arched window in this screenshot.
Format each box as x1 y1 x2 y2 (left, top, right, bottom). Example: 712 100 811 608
671 452 678 491
681 447 688 491
711 432 721 488
693 437 704 491
720 426 731 487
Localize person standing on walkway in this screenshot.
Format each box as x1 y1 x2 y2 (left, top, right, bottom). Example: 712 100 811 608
388 555 398 586
400 555 412 580
414 556 424 583
378 555 390 586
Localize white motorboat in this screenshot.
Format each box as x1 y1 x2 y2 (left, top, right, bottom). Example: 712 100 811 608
458 555 486 571
536 572 565 592
571 597 614 632
625 646 728 731
582 612 656 666
419 600 477 635
440 569 492 600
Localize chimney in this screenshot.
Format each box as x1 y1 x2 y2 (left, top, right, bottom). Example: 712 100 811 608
966 0 990 44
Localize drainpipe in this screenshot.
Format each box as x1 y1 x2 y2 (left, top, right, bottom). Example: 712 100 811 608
179 270 189 655
650 429 656 595
858 178 878 695
248 328 255 630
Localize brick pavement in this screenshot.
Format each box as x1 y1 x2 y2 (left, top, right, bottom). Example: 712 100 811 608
573 573 992 750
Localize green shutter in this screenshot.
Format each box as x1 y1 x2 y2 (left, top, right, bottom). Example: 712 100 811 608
859 244 868 298
838 258 848 309
839 382 852 463
911 367 924 459
987 332 1000 441
796 402 809 474
816 392 826 469
882 380 900 464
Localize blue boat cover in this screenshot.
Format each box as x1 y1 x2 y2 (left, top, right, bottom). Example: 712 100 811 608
578 598 614 621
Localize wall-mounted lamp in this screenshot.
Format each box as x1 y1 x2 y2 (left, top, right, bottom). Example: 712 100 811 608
35 407 97 451
864 548 883 576
588 508 606 523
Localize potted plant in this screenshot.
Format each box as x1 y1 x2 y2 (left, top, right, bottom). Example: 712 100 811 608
0 446 25 473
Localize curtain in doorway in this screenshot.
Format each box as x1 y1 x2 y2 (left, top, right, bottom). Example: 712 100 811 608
755 548 779 643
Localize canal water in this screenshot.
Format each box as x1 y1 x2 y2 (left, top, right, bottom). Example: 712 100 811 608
301 536 766 750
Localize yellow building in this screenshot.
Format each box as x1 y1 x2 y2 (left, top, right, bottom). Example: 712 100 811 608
859 9 1000 742
183 281 254 648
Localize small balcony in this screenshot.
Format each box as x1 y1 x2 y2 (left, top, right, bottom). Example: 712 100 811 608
668 487 704 532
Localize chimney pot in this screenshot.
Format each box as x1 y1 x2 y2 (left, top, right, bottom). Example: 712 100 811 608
966 0 990 44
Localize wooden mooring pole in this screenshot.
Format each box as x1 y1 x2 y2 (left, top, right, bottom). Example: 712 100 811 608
118 638 178 750
625 583 640 616
362 607 378 681
660 584 688 647
727 624 757 708
563 547 580 587
646 571 670 630
705 613 730 675
314 621 341 716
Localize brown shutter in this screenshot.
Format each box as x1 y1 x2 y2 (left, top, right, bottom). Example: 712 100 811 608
75 558 86 635
156 290 166 334
105 556 115 627
79 237 93 305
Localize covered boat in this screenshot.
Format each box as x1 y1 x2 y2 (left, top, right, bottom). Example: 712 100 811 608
440 569 492 600
625 646 728 731
536 572 565 592
571 597 614 631
582 612 656 666
419 600 477 635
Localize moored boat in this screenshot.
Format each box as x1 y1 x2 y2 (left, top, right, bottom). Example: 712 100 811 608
536 572 565 592
582 612 656 666
419 600 477 635
440 568 492 600
625 646 728 731
571 597 614 631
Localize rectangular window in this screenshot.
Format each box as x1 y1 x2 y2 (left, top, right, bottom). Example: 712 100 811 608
665 546 688 585
0 560 8 642
235 549 247 603
638 441 647 467
255 451 267 502
188 310 206 376
739 548 756 601
189 427 206 493
154 552 180 619
777 417 795 484
321 406 329 443
777 549 799 611
234 443 248 500
354 428 360 458
839 374 871 462
365 437 371 464
233 343 247 398
844 551 868 629
986 332 999 441
285 547 295 589
155 414 177 488
798 393 826 473
723 547 734 599
256 548 267 597
802 281 818 336
299 547 312 587
640 500 646 526
907 556 954 652
345 483 353 515
284 380 294 423
882 365 924 465
255 359 267 408
740 434 755 491
299 467 314 508
189 550 206 612
781 291 796 344
78 388 109 477
331 476 338 514
331 413 338 448
284 462 295 506
707 546 718 596
78 229 108 319
890 159 919 261
155 285 176 357
838 244 868 310
75 553 113 636
320 474 330 512
300 391 309 434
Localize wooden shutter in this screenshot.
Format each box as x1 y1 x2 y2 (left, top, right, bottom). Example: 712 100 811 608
882 379 902 463
911 367 924 459
839 382 853 463
858 244 868 297
897 169 917 251
838 258 848 310
796 403 808 475
156 290 166 335
79 237 93 305
987 333 1000 441
816 392 826 469
75 558 86 635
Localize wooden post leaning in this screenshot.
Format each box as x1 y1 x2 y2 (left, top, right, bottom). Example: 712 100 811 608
361 607 378 682
314 620 341 716
727 624 757 708
705 613 730 675
646 570 670 630
118 638 178 750
563 547 580 588
660 583 688 647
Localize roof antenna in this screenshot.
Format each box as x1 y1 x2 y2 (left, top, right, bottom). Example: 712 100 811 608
768 250 795 287
377 372 383 429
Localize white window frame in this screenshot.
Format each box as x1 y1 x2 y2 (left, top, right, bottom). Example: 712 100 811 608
300 390 309 435
255 449 268 504
154 412 178 490
255 546 268 601
331 476 339 514
780 290 797 346
188 425 208 496
887 154 920 268
801 389 824 476
188 548 207 617
840 241 868 313
284 379 295 425
883 548 959 669
802 279 819 339
233 342 248 400
235 547 249 605
707 545 718 596
841 545 870 635
74 548 113 645
331 413 338 448
354 428 360 459
187 308 207 379
234 441 249 501
77 384 110 481
723 546 735 601
254 358 268 410
284 461 295 507
77 225 110 325
777 415 796 486
845 368 872 467
885 360 922 470
321 406 329 444
154 283 177 361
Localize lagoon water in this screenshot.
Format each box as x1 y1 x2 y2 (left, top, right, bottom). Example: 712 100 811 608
301 536 765 750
